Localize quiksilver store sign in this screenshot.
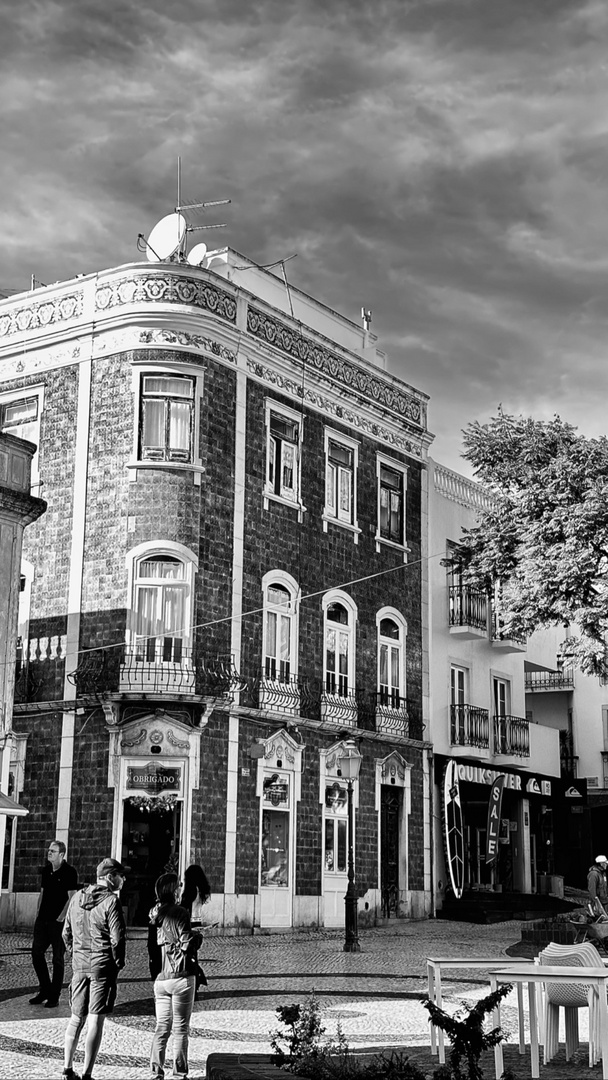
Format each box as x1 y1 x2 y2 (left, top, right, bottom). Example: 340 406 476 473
456 762 551 796
126 762 182 794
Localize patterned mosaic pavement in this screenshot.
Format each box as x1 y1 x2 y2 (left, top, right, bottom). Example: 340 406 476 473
0 919 552 1079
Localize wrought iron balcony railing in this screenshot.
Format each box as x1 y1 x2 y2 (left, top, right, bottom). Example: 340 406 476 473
525 668 575 692
491 614 526 647
450 704 490 749
64 647 425 738
374 693 424 740
560 728 577 778
493 714 530 757
449 586 488 631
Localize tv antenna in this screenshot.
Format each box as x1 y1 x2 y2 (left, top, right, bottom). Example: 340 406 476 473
138 157 231 263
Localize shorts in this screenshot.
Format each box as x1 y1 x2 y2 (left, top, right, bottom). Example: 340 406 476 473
69 971 118 1016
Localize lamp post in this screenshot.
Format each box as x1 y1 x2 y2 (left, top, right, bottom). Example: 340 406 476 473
338 740 362 953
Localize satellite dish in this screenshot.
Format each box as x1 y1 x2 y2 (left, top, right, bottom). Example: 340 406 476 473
145 212 187 262
187 242 208 267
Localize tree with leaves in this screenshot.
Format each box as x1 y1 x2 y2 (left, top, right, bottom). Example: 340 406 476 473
457 410 608 677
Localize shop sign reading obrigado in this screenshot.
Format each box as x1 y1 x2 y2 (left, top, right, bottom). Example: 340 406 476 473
455 763 551 796
126 762 181 795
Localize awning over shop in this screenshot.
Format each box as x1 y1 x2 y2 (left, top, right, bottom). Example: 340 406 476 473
0 792 28 817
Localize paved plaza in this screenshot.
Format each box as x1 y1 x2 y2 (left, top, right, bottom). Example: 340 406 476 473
0 918 586 1079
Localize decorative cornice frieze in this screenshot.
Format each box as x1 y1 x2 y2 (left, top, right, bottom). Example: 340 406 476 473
8 343 81 378
247 306 426 430
139 328 237 363
95 274 237 323
246 358 423 458
0 292 83 341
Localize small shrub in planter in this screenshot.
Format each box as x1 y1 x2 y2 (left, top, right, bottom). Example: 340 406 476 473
271 995 427 1078
271 988 519 1080
423 985 514 1080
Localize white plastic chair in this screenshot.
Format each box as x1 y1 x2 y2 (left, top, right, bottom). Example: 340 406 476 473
539 941 602 1066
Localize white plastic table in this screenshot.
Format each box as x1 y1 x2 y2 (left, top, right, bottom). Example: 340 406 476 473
489 963 608 1080
426 956 530 1064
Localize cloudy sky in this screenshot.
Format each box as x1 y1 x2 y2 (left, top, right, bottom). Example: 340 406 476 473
2 0 607 471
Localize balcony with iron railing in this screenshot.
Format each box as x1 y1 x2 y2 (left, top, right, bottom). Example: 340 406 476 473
450 703 490 750
37 645 427 740
493 713 530 757
560 728 578 779
374 690 424 739
448 586 488 639
525 668 575 692
491 613 526 653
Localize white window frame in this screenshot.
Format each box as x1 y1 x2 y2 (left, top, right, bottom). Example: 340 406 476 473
450 663 468 745
376 608 407 709
0 383 45 494
125 541 198 661
128 364 203 485
492 675 510 717
323 778 350 874
323 428 360 541
264 400 304 516
322 590 357 701
492 673 511 754
261 570 300 683
375 453 409 557
320 741 360 883
1 732 28 894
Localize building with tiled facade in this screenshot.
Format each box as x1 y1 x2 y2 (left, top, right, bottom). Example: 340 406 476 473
0 431 46 905
0 250 433 930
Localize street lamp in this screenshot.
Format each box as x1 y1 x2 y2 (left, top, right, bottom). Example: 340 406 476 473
338 739 362 953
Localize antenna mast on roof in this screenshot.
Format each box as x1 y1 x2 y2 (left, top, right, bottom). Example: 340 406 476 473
137 157 231 263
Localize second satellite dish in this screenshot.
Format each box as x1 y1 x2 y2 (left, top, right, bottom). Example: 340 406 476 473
187 242 208 267
146 212 187 262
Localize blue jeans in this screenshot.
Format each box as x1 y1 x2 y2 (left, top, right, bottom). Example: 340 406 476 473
150 975 196 1079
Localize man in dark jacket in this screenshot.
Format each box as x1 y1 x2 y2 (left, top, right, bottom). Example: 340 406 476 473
30 840 78 1007
61 857 129 1080
588 854 608 917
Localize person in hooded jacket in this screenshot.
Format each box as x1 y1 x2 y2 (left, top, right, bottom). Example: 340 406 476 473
61 857 129 1080
149 872 202 1080
588 854 608 917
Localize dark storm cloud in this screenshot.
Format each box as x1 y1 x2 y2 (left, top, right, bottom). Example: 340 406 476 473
1 0 608 469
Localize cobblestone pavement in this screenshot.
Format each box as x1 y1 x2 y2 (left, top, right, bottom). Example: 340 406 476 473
0 919 567 1079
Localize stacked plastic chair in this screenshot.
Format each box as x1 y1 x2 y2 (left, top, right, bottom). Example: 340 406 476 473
539 941 603 1067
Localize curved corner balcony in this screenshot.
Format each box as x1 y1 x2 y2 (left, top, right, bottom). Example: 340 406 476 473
68 642 196 697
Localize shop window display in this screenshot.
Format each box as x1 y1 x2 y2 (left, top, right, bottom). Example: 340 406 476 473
260 772 290 888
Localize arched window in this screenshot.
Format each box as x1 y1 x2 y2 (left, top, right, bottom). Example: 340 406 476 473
377 609 407 709
127 543 197 665
262 571 299 684
322 592 357 700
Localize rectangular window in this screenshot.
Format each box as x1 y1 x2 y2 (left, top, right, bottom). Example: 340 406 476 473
493 678 508 716
451 665 467 743
1 397 39 431
267 412 299 501
324 782 348 872
379 464 404 545
0 386 44 492
261 774 290 888
325 628 349 695
379 642 401 706
326 440 354 523
265 612 291 680
139 375 194 463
